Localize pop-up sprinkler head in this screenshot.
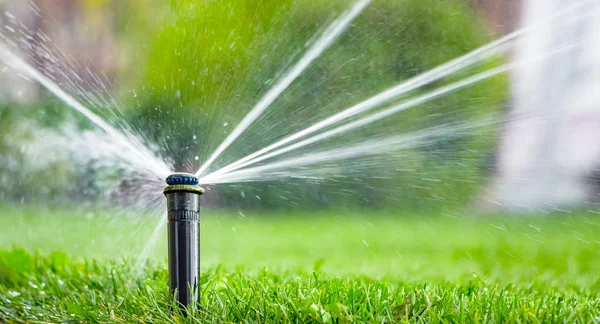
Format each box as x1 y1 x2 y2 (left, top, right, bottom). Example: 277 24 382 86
164 172 204 310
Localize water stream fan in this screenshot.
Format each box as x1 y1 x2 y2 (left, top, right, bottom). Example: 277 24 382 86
163 173 204 309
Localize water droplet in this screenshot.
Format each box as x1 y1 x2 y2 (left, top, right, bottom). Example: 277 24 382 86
223 122 229 127
194 156 199 161
193 135 197 140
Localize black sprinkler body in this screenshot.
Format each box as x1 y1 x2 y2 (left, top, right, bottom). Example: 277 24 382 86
164 173 204 310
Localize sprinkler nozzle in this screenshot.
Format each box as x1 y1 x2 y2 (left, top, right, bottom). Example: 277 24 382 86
166 172 200 186
163 172 204 311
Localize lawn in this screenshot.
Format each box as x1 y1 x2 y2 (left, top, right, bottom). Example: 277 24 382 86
0 205 599 322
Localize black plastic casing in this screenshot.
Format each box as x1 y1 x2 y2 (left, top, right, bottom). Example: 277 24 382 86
164 187 202 309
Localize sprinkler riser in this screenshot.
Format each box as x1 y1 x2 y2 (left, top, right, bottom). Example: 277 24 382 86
165 190 201 308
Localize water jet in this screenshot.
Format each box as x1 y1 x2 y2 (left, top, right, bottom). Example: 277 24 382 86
163 173 204 309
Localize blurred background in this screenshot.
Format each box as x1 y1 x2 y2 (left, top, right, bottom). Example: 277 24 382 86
0 0 598 213
0 5 599 317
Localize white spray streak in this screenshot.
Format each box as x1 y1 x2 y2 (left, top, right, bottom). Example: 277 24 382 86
194 0 371 177
207 123 480 184
135 212 167 272
0 44 171 178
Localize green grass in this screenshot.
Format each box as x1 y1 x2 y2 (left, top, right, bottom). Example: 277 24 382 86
1 206 599 322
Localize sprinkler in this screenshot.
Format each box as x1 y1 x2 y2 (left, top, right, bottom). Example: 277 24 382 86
163 173 204 309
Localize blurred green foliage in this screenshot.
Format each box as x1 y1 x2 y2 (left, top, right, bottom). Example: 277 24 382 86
0 100 116 204
0 102 70 202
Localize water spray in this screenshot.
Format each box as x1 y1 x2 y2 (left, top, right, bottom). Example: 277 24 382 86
163 173 204 309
